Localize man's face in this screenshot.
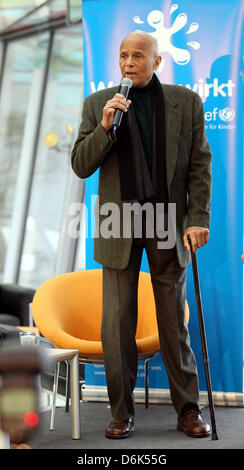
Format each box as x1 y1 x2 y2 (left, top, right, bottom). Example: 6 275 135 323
119 35 161 88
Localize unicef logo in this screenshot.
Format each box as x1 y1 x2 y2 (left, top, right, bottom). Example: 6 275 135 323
219 108 235 122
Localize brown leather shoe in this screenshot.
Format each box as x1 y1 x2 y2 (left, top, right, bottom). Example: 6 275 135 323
177 406 211 438
105 417 135 439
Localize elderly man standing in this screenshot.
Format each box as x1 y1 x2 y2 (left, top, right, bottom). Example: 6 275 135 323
71 31 212 439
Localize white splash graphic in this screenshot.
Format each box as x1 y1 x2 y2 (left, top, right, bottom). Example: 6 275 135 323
187 41 200 50
186 22 199 34
133 16 144 24
133 8 200 71
170 4 179 15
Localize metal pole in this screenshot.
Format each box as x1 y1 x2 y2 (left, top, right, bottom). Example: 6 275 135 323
0 40 7 96
50 361 60 431
70 352 80 439
188 236 218 440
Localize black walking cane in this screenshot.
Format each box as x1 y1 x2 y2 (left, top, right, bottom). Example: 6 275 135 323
187 235 218 440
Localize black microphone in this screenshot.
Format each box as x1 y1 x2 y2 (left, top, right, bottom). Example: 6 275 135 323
112 77 133 133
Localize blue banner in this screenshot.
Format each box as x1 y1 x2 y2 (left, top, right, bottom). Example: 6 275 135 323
82 0 244 397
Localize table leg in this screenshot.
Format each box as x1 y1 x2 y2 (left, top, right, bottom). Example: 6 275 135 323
70 353 80 439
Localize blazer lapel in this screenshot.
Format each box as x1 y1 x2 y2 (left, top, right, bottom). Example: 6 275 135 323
162 85 182 195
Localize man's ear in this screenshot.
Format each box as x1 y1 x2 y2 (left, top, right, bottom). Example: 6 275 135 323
154 55 162 70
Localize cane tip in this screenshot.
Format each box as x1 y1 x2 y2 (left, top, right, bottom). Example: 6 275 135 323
212 433 218 440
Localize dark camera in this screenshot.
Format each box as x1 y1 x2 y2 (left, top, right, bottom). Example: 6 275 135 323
0 347 41 445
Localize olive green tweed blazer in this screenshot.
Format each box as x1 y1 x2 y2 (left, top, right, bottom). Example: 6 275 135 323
71 84 212 269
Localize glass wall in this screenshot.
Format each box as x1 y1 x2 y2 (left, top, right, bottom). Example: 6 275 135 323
0 34 47 282
19 26 84 287
0 1 84 289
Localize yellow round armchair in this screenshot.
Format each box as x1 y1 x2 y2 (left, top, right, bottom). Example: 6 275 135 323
32 269 163 359
32 269 189 412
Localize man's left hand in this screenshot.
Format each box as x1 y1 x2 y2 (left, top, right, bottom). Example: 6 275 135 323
183 226 209 253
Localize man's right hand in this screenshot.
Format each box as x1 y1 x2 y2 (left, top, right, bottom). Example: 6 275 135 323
101 93 131 133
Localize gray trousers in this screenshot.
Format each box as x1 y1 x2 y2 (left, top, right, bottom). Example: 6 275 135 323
101 229 199 421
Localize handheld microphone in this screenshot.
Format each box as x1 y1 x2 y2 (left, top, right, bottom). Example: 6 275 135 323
112 77 133 133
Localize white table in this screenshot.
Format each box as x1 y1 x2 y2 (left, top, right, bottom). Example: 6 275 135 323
46 349 80 440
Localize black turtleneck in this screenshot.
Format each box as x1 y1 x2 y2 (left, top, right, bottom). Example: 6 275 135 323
130 75 154 175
